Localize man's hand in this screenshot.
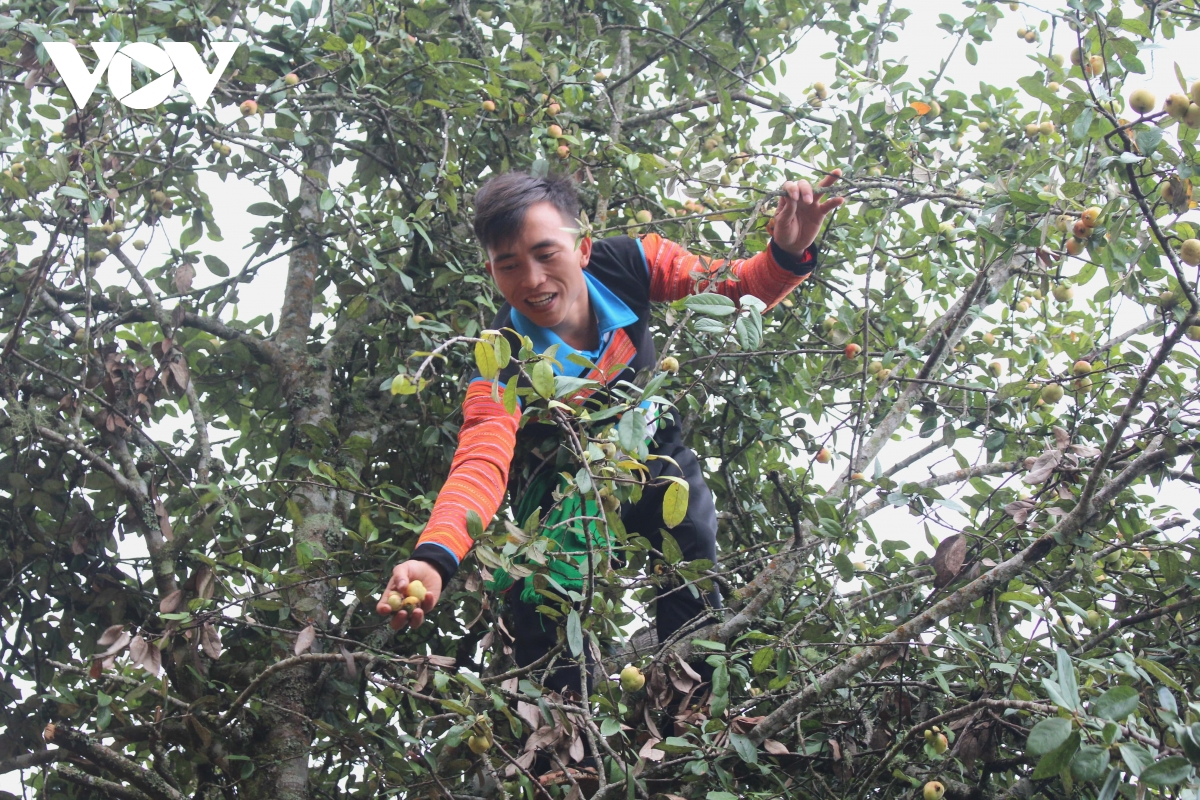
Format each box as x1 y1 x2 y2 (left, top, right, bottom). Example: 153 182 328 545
376 560 443 631
772 169 844 258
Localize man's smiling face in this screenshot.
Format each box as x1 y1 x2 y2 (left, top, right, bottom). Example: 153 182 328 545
484 201 592 335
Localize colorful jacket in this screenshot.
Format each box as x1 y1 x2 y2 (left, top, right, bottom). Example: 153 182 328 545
410 234 817 581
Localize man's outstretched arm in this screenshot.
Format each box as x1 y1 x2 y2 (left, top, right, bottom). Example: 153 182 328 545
645 171 843 308
377 381 520 629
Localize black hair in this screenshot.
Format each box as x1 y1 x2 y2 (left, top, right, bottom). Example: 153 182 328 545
472 171 581 251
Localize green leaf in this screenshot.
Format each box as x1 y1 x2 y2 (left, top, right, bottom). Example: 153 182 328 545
246 202 283 216
1027 717 1073 756
662 480 689 528
531 360 554 399
1057 649 1080 711
965 42 977 65
474 340 499 380
751 647 775 675
1096 769 1122 800
833 553 855 582
204 255 230 277
1071 744 1111 782
1071 108 1095 142
566 609 583 657
682 294 736 316
1137 126 1164 154
1140 756 1193 786
728 732 757 764
1091 685 1139 721
1032 731 1079 779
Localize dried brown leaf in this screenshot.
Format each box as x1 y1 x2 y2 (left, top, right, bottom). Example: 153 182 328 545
1003 499 1036 525
168 359 189 392
639 737 664 761
200 623 222 660
341 645 357 679
1022 449 1063 485
932 534 967 589
1052 426 1070 451
194 565 214 600
160 589 183 614
763 739 789 755
173 263 195 294
154 499 173 542
294 624 315 656
96 624 127 647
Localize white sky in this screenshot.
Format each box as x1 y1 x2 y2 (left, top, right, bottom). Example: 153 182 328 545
3 0 1199 791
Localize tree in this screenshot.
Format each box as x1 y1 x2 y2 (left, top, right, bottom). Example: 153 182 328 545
2 0 1200 797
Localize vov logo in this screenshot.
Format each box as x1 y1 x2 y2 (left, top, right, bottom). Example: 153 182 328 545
43 41 240 110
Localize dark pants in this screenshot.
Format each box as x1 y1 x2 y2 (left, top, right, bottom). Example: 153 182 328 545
508 423 722 697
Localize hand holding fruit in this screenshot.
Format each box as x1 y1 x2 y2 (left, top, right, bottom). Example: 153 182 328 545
771 169 845 258
377 560 443 630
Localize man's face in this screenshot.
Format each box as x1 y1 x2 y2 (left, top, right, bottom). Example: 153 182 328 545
485 201 591 332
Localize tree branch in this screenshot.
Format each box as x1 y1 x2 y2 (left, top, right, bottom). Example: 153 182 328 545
44 724 184 800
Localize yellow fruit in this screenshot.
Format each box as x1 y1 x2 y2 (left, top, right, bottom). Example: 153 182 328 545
547 123 563 138
132 239 147 251
660 356 680 373
867 360 883 374
1046 81 1060 93
1052 284 1074 303
467 735 492 754
1074 376 1093 392
284 72 299 86
635 209 653 224
1024 30 1037 43
406 580 427 603
1073 360 1092 376
1129 89 1156 115
1070 47 1084 66
546 102 560 116
11 162 24 178
815 448 832 464
1051 53 1065 67
1016 27 1027 38
932 733 949 754
1025 123 1039 139
239 99 258 116
1041 383 1064 403
1081 206 1102 227
1087 55 1104 77
1086 610 1103 628
814 81 828 99
481 99 496 112
557 144 570 159
387 592 403 612
411 314 426 324
990 361 1004 377
875 368 891 383
620 665 646 692
924 781 946 800
1186 104 1200 129
704 138 719 151
1192 81 1200 105
1165 93 1191 120
1187 325 1200 342
1015 299 1030 312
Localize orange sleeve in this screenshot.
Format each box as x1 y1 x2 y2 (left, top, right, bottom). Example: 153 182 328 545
641 233 814 310
415 381 519 563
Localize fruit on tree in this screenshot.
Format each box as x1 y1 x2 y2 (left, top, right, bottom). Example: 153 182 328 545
1074 376 1093 392
467 735 492 754
1052 284 1074 303
620 665 645 692
547 124 563 138
1087 55 1104 77
1159 290 1177 309
1016 27 1027 38
1073 360 1092 376
1046 81 1060 93
546 102 560 116
924 781 946 800
1041 383 1065 403
1181 239 1200 266
557 144 570 159
983 332 996 346
1192 81 1200 105
1039 121 1055 136
240 99 258 116
1024 123 1039 139
1081 206 1102 227
132 239 146 251
867 360 883 374
1187 325 1200 342
844 342 862 358
816 448 832 464
1129 88 1156 115
482 99 496 112
1165 93 1191 120
1186 104 1200 129
1065 238 1085 256
1024 30 1037 43
594 71 608 81
822 316 837 332
852 561 868 571
1015 299 1030 312
284 72 299 86
1070 47 1084 66
411 314 426 324
875 368 891 383
660 356 679 373
1072 220 1091 239
635 209 653 224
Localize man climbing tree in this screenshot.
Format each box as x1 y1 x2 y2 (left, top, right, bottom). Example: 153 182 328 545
376 170 843 702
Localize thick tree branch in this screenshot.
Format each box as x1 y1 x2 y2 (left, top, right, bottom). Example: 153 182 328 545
44 724 184 800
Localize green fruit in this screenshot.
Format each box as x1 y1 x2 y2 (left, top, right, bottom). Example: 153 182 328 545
620 665 645 692
467 734 492 754
1041 383 1064 403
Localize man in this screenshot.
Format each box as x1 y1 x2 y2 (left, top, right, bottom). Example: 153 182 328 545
376 169 842 695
